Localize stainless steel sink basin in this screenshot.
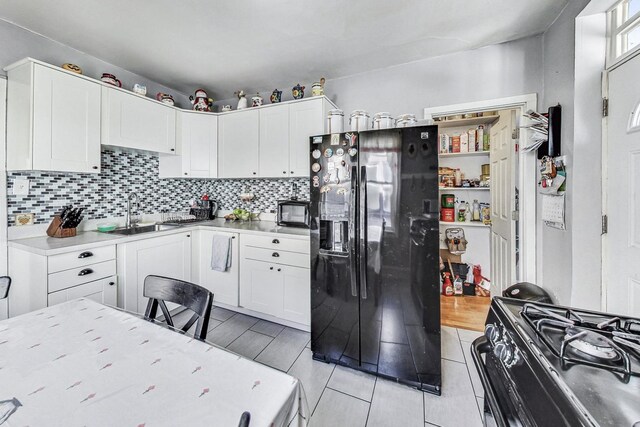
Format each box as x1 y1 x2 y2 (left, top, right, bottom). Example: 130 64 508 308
108 224 181 235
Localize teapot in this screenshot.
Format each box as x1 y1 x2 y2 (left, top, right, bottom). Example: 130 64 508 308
270 89 282 103
292 83 305 100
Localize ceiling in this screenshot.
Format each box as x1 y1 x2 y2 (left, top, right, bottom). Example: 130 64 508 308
0 0 568 99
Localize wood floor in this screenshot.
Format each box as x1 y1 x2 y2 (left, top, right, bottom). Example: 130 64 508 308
441 295 491 332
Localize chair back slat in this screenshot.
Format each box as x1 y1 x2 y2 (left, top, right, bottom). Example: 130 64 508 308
143 275 213 340
0 277 11 300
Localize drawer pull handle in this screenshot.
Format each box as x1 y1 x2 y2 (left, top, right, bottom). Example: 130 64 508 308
78 268 94 277
108 282 115 286
270 267 274 270
272 252 280 257
277 268 281 272
272 239 280 244
78 251 94 259
232 236 236 239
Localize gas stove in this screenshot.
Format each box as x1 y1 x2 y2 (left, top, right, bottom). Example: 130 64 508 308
473 297 640 427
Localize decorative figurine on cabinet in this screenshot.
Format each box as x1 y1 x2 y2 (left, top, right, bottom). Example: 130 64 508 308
189 88 214 112
235 90 248 109
292 83 305 100
156 93 175 106
251 93 263 107
312 78 325 96
270 89 282 103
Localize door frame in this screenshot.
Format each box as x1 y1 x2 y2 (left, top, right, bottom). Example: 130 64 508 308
424 93 538 284
0 77 8 319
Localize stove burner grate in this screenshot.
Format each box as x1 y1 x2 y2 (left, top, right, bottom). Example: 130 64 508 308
563 327 621 361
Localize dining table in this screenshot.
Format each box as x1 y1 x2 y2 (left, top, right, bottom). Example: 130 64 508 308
0 298 309 426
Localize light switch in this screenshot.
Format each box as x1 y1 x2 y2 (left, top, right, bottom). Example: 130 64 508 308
13 178 30 195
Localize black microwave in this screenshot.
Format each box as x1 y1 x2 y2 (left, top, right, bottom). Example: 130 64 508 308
277 200 310 228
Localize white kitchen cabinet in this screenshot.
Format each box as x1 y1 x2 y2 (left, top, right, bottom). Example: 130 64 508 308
192 230 239 306
5 59 101 173
159 111 218 178
101 85 176 153
48 276 117 307
240 259 284 318
218 110 260 178
289 98 329 177
117 232 192 314
282 265 311 325
259 105 290 178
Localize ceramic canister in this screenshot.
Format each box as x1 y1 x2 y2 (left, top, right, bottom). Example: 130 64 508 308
349 110 370 131
251 94 263 107
326 109 344 133
372 112 394 130
395 113 418 128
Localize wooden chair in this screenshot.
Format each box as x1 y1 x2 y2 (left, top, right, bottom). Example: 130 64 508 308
0 276 11 300
238 411 250 427
143 275 213 340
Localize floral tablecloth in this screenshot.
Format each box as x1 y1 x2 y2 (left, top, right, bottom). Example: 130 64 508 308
0 299 308 426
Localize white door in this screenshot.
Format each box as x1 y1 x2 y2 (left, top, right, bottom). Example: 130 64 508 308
32 65 101 173
490 111 517 295
0 78 7 320
48 276 117 307
289 100 323 177
180 111 218 178
218 110 259 178
194 230 239 306
119 232 192 314
605 53 640 316
102 86 176 153
239 259 283 317
259 105 290 178
281 265 310 325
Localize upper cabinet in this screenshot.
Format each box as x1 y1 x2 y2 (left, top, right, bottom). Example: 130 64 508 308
259 104 290 178
159 110 218 178
101 85 176 153
289 99 328 177
218 109 260 178
5 59 102 173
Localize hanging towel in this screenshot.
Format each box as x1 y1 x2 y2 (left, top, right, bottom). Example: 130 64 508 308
211 235 232 272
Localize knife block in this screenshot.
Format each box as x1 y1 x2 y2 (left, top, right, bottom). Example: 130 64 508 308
46 215 77 238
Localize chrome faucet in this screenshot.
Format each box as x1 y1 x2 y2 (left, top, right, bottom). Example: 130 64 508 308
126 192 139 228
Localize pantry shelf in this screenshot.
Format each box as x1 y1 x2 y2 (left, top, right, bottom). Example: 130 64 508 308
439 151 490 158
439 221 491 228
438 187 490 191
434 115 500 128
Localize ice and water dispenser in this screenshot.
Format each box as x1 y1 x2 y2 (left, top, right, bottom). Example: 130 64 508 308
319 191 351 255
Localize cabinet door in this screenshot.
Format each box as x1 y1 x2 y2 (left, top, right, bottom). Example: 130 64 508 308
194 230 239 306
102 86 176 153
48 275 117 307
119 232 192 314
289 100 324 177
282 265 310 325
259 105 290 178
218 110 259 178
32 64 101 173
239 259 283 317
180 111 218 178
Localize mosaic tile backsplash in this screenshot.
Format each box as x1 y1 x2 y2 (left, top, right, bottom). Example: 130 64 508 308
7 148 310 226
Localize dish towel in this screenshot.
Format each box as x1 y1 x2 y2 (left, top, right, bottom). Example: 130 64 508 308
211 235 232 272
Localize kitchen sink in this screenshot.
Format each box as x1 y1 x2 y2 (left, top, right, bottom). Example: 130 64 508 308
108 224 181 235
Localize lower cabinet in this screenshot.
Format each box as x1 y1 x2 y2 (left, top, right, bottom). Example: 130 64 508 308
117 232 192 314
192 230 240 307
48 276 117 306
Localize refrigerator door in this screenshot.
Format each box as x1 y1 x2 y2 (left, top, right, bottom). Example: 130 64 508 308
358 126 441 393
310 132 361 368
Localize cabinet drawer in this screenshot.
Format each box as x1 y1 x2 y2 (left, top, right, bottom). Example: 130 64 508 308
48 245 116 273
48 275 117 307
242 234 309 254
242 246 309 268
48 260 116 293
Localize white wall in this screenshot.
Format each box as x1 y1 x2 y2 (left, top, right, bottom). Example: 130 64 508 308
0 19 189 107
539 0 590 305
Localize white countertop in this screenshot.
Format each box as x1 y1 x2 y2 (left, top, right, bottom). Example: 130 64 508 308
8 219 310 256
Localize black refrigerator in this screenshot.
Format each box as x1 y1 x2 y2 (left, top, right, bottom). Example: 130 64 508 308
309 126 441 395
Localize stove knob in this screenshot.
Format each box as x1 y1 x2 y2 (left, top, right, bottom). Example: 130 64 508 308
494 341 514 365
485 324 501 343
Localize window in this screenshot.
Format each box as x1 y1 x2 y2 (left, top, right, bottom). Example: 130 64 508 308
608 0 640 66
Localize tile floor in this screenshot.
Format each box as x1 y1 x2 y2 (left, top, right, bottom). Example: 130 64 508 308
175 308 486 427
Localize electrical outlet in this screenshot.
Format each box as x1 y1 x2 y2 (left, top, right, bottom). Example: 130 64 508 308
12 178 30 195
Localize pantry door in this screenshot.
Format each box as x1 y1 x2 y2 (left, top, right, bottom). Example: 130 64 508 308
490 111 517 296
605 52 640 316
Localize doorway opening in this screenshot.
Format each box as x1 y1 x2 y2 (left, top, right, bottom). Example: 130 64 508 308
424 94 538 331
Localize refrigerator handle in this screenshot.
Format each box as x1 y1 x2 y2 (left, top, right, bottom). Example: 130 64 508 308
349 165 358 298
359 165 368 300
